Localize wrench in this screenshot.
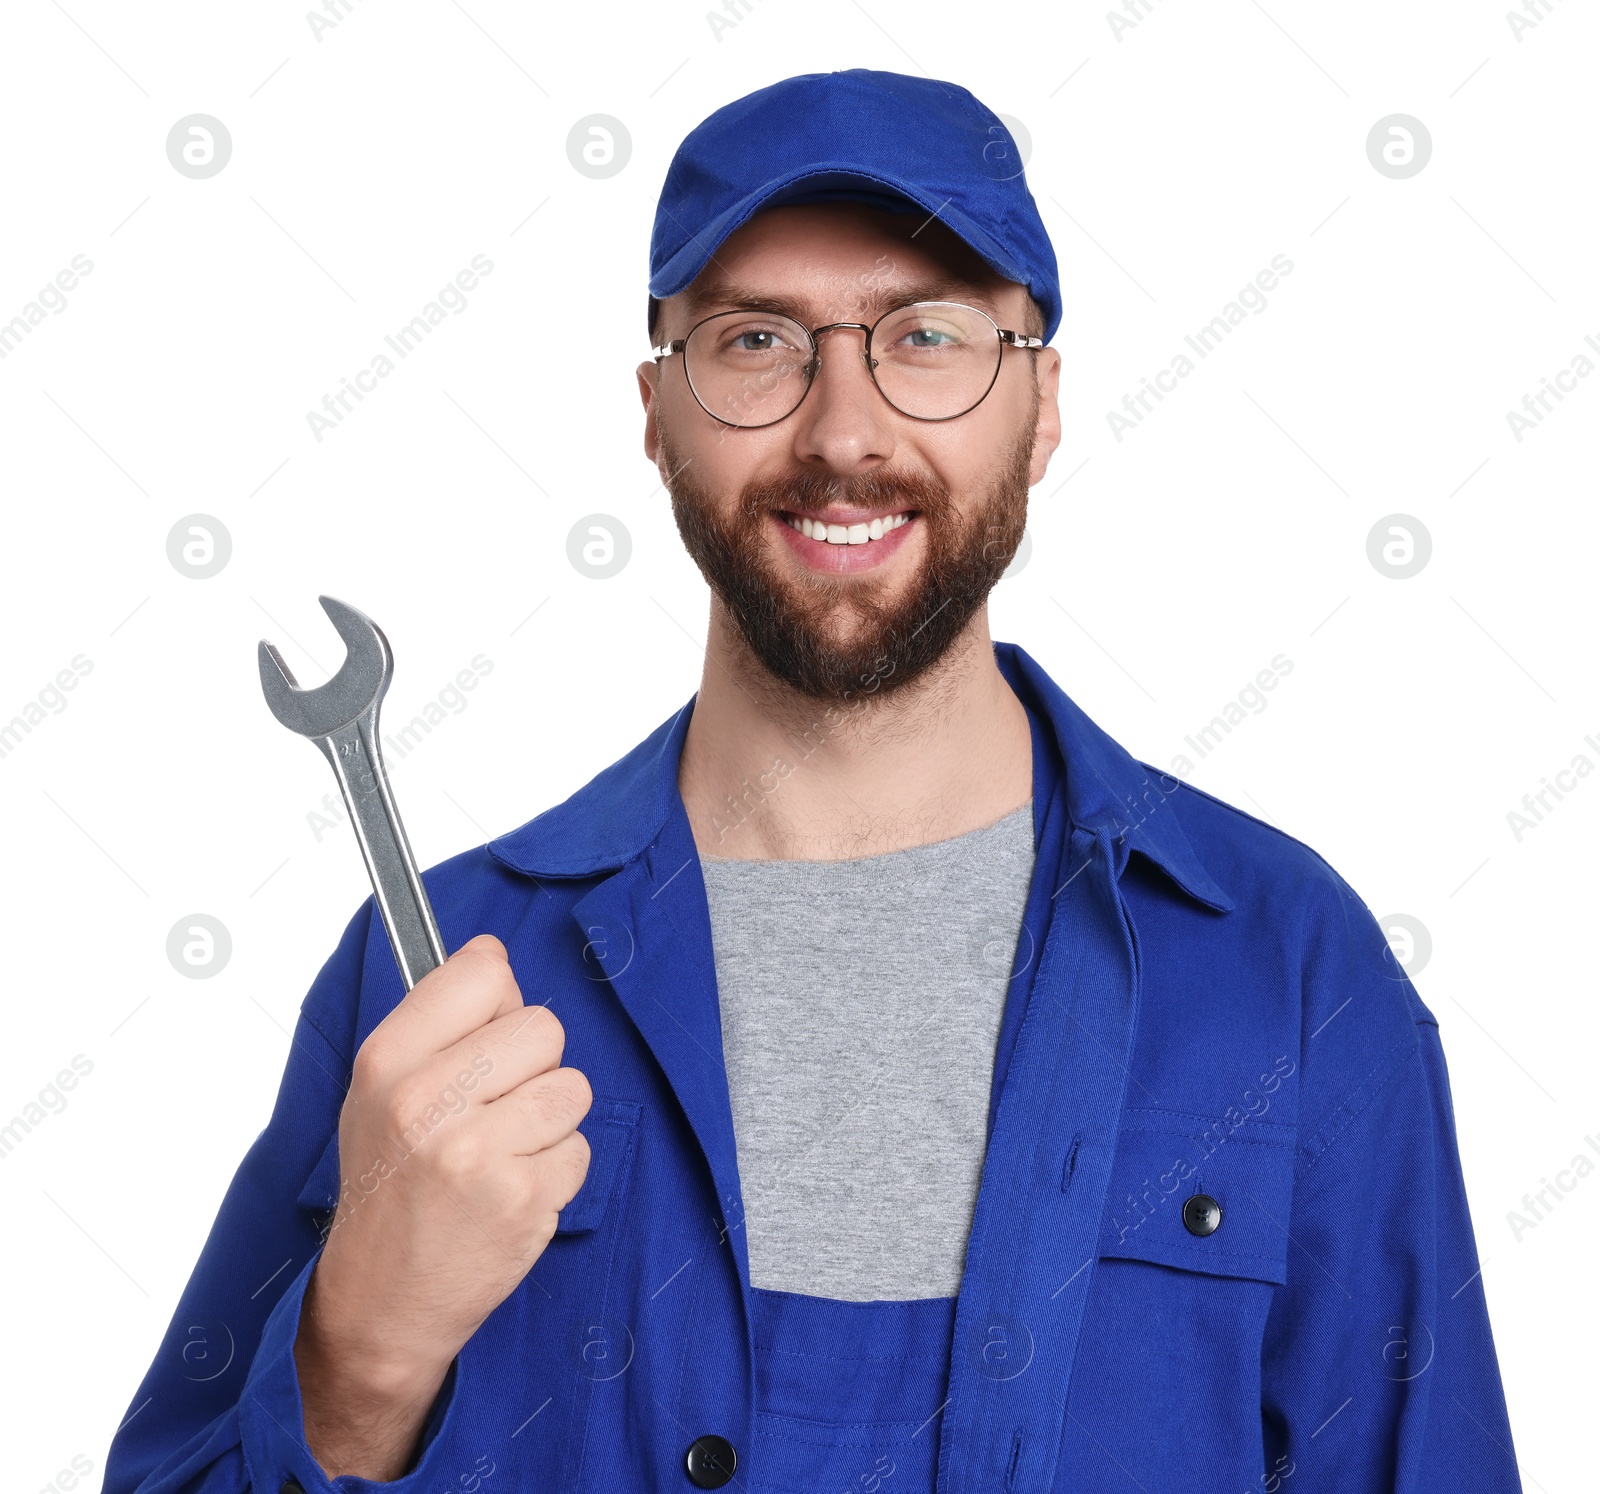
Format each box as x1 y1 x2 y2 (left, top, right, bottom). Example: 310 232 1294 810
258 595 446 991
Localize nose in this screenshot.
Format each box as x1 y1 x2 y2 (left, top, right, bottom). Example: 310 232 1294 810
788 323 896 477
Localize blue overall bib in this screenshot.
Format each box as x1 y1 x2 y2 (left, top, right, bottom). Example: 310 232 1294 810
749 1287 957 1492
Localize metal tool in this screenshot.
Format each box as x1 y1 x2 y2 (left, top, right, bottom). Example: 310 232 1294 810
258 595 445 990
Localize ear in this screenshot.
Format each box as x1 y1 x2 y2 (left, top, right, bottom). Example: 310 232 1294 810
1028 347 1063 487
637 360 660 463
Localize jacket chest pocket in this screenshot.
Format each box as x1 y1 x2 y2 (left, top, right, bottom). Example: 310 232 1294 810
1053 1110 1300 1490
294 1095 643 1235
1097 1108 1297 1285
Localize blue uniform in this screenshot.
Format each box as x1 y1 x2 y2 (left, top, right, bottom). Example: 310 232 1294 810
105 641 1522 1493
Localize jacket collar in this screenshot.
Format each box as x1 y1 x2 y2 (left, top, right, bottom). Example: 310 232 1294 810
487 640 1233 912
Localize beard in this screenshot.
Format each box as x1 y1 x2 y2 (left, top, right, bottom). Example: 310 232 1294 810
660 408 1037 706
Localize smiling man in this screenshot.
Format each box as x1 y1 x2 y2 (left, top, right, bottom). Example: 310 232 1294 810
653 197 1049 866
107 69 1522 1494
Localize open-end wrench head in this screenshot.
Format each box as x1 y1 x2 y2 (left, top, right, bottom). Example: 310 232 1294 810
258 595 393 739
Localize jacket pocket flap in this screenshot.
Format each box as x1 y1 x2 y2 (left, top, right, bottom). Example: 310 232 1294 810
294 1097 643 1235
1098 1109 1296 1285
554 1097 642 1234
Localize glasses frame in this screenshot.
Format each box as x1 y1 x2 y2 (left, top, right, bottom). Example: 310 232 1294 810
651 300 1044 429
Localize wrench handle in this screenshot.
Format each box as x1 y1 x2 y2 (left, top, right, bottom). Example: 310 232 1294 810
319 710 446 990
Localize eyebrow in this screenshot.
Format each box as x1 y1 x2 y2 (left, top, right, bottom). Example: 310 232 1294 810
680 276 1009 324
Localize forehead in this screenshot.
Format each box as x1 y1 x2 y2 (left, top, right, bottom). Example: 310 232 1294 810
672 200 1023 324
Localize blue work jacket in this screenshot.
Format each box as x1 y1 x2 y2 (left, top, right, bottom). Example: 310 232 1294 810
105 640 1522 1493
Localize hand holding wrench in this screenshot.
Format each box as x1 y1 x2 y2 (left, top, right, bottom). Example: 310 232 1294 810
259 598 594 1479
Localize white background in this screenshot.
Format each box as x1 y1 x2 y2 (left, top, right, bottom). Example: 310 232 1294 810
1 0 1594 1487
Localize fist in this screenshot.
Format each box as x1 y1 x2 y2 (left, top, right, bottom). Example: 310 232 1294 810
303 934 593 1395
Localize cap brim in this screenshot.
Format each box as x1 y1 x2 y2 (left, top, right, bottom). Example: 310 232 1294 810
650 165 1033 305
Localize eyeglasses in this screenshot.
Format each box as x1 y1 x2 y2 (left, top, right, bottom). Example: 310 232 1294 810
651 301 1044 429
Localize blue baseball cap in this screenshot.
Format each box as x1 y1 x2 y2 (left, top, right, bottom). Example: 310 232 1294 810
648 68 1061 343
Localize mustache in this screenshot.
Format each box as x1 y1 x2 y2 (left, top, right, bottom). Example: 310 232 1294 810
740 466 951 517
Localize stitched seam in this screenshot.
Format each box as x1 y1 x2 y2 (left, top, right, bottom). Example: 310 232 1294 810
756 1407 935 1432
1101 1244 1286 1269
1181 1133 1296 1150
755 1342 943 1364
1295 1035 1420 1181
1120 1106 1292 1126
1120 1124 1296 1151
563 1110 642 1230
297 1005 349 1071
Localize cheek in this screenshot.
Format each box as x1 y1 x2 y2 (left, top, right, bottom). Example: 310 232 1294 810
672 414 788 495
914 410 1019 501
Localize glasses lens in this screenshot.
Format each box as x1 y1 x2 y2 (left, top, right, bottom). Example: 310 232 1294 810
870 302 1001 420
683 311 813 427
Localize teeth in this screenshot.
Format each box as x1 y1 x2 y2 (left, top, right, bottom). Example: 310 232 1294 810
785 512 910 545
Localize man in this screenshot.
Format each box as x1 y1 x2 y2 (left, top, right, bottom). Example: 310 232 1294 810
106 69 1522 1493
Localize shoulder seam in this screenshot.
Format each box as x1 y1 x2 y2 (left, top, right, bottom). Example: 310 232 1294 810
1295 1032 1421 1182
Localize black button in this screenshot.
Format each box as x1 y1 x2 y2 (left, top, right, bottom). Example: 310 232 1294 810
281 1483 306 1494
1183 1193 1222 1237
685 1433 738 1487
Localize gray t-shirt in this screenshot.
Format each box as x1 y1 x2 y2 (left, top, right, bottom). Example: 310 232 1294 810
699 800 1036 1301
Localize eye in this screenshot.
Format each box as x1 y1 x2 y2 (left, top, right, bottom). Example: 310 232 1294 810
708 319 805 358
903 327 956 348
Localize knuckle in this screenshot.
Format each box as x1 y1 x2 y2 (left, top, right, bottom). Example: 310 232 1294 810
350 1038 391 1092
459 935 514 989
550 1066 593 1124
435 1126 484 1178
564 1066 594 1119
521 1001 564 1047
508 1004 566 1067
383 1078 431 1137
533 1132 589 1208
463 932 508 963
486 961 525 1011
538 1072 586 1132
